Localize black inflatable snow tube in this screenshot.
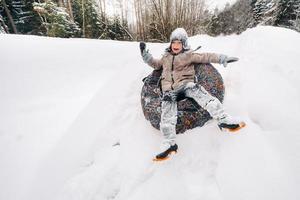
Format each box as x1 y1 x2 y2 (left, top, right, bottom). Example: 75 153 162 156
141 63 225 134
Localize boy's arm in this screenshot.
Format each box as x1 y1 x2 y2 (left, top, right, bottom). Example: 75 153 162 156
146 57 163 70
191 53 239 67
140 42 162 70
191 53 221 64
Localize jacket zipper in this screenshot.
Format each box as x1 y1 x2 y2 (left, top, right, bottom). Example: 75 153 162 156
171 55 175 90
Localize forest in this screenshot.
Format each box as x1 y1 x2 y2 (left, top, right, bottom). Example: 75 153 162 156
1 0 300 41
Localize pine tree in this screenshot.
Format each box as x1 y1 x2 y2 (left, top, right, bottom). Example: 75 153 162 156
275 0 300 29
1 0 18 33
72 0 103 38
0 0 42 34
0 13 8 33
108 15 132 40
20 0 43 34
253 0 269 25
294 1 300 31
252 0 278 25
207 3 237 36
33 1 80 38
10 0 29 32
230 0 255 33
206 13 220 36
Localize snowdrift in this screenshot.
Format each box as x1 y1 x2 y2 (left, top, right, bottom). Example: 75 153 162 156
0 26 300 200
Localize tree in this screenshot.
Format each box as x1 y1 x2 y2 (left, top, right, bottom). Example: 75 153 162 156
0 0 42 34
0 13 9 33
207 2 247 36
72 0 103 38
33 1 80 37
18 0 43 34
232 0 255 32
253 0 268 24
275 0 300 29
107 15 132 40
294 1 300 31
1 0 18 33
66 0 74 22
133 0 209 42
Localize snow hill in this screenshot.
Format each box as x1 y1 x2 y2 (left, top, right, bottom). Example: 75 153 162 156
0 26 300 200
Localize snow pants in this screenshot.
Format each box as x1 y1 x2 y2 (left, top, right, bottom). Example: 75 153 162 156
160 82 227 147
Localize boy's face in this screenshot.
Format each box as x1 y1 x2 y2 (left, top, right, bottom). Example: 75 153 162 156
171 40 183 54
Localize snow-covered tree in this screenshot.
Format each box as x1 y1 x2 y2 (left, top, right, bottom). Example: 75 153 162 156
106 15 132 40
252 0 277 25
294 2 300 31
0 13 8 33
0 0 43 34
206 3 231 36
252 0 300 30
33 1 80 38
9 0 29 31
71 0 103 38
274 0 300 29
20 0 42 34
0 0 18 33
231 0 255 32
207 0 254 36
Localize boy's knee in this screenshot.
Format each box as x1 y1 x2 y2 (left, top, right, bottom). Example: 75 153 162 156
205 98 222 110
184 82 197 90
160 122 175 135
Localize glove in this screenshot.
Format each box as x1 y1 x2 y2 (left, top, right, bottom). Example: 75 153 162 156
162 91 177 102
219 54 239 67
140 42 153 64
140 42 146 55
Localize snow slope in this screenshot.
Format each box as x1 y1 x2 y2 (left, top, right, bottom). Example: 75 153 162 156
0 26 300 200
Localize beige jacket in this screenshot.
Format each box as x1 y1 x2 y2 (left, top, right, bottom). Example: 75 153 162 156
148 50 220 92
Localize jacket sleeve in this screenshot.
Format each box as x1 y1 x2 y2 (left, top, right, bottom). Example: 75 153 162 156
147 57 163 70
191 53 220 64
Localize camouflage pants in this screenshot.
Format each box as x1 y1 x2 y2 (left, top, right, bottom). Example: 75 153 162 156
160 82 227 148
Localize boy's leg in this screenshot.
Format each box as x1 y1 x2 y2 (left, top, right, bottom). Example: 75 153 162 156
184 83 244 131
160 92 178 149
184 83 227 121
153 91 178 161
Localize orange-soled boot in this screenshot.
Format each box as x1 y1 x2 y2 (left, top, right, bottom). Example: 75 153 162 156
218 121 246 132
153 144 178 162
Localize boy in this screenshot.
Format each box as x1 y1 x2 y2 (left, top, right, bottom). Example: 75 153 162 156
140 28 245 161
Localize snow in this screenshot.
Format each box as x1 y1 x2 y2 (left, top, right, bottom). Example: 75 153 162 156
1 26 300 200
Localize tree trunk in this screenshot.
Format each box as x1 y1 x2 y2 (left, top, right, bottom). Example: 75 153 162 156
82 0 86 37
67 0 74 22
57 0 64 7
1 0 18 33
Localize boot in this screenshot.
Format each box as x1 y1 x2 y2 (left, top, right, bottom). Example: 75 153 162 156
218 115 246 132
153 144 178 161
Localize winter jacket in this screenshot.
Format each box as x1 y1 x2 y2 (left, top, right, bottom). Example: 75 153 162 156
147 50 220 92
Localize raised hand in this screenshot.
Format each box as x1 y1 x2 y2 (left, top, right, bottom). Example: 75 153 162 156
139 42 153 63
219 55 239 67
140 42 146 55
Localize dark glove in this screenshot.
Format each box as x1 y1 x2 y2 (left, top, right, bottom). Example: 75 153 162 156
139 42 152 63
219 54 239 67
140 42 146 55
